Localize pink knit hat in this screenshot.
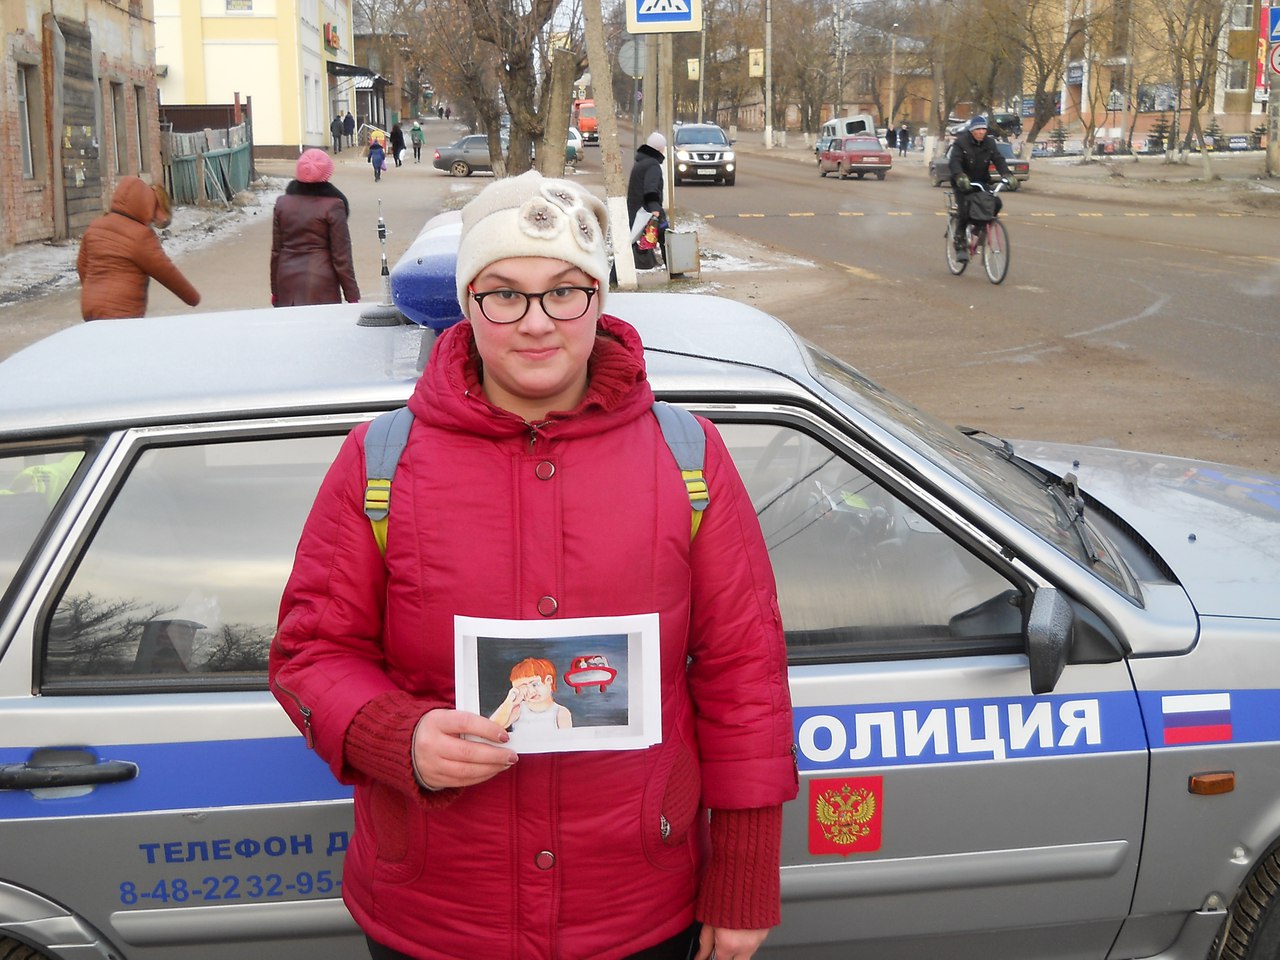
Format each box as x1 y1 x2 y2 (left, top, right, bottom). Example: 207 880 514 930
296 148 334 183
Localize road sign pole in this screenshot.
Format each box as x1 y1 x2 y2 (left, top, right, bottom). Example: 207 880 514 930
1269 42 1280 176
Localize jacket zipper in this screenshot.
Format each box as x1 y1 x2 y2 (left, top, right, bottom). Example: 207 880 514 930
273 680 315 749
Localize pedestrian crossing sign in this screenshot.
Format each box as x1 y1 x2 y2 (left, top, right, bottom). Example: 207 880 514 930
626 0 703 34
1270 7 1280 44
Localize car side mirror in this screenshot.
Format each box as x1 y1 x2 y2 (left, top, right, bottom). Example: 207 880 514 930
1026 587 1073 694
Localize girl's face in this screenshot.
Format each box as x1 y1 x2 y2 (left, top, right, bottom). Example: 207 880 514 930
467 257 601 424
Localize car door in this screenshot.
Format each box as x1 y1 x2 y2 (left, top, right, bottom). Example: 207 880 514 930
0 420 364 960
704 409 1148 960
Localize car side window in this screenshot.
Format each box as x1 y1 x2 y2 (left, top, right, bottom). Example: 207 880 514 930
1 448 86 604
717 422 1024 663
41 434 344 690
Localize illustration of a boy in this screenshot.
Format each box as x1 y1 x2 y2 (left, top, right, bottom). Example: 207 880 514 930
489 657 573 748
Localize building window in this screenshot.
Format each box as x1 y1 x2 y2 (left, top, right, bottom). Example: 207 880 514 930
1225 59 1250 90
1137 82 1179 112
134 86 150 172
111 82 129 174
18 65 39 179
1229 0 1254 29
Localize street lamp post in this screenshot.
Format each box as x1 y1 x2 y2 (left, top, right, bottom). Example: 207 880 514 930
887 23 898 127
764 0 773 149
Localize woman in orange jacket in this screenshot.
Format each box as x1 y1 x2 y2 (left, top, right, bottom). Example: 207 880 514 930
76 176 201 321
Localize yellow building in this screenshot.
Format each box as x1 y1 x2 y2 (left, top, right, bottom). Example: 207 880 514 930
155 0 359 157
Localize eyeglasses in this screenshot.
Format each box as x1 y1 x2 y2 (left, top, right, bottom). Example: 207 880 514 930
468 283 598 324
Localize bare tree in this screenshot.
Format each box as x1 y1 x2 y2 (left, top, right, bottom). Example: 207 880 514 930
1138 0 1228 175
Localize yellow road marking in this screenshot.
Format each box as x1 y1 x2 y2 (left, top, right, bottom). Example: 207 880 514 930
788 211 816 217
887 211 912 216
737 213 766 218
835 262 884 282
1078 212 1103 217
1172 212 1197 217
838 211 865 216
1031 212 1056 217
1123 213 1150 217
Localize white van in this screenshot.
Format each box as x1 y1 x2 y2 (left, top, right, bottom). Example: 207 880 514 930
820 113 877 140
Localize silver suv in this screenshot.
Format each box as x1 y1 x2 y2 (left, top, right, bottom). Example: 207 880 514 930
672 122 736 186
2 291 1279 959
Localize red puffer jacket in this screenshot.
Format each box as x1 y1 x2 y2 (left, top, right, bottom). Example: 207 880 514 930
271 314 796 960
270 183 360 306
76 176 201 320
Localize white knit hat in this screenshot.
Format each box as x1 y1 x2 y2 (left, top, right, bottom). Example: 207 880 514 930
646 131 667 153
455 171 610 311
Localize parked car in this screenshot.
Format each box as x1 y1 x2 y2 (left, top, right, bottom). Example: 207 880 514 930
431 134 495 177
3 259 1280 959
671 122 736 185
813 136 837 164
566 126 584 165
930 140 1029 189
818 135 893 180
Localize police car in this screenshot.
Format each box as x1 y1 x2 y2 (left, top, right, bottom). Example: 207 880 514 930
2 290 1279 960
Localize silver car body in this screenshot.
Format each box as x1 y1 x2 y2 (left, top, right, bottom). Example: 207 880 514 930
2 298 1279 960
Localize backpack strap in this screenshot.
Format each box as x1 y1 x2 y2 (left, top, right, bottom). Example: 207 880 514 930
363 407 415 555
361 403 708 555
652 401 709 539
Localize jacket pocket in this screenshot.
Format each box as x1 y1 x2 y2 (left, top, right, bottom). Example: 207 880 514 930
368 783 428 885
641 738 702 871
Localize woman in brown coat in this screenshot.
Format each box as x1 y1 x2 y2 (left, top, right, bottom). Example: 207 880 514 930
76 177 201 321
270 149 361 307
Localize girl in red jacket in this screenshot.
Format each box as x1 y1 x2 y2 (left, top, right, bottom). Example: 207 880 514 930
271 171 797 960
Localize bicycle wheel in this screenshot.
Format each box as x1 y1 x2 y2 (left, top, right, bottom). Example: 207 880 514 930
982 220 1010 284
945 220 967 275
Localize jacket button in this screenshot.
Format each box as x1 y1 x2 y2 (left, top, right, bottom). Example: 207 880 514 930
535 461 555 480
537 596 558 617
535 850 556 870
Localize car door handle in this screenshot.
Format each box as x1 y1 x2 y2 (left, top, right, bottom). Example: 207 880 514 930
0 759 139 790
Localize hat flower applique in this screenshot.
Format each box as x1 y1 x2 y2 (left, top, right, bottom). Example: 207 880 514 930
518 197 564 240
569 207 601 253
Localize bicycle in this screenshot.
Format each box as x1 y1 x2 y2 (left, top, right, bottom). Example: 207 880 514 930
944 181 1010 284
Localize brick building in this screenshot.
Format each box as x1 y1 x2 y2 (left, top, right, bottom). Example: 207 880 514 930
1 0 162 252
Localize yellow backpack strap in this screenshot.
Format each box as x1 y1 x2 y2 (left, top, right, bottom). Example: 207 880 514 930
363 408 415 555
652 401 709 540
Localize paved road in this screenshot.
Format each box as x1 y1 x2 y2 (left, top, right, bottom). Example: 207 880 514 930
3 125 1277 473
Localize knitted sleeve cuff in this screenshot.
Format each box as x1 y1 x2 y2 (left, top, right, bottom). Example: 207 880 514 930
344 689 461 809
696 805 784 930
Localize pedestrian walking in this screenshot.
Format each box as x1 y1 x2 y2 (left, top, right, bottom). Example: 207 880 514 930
409 121 424 163
270 169 797 960
330 116 344 153
367 136 386 182
269 148 360 308
899 122 911 156
625 131 668 271
437 104 444 120
389 124 406 168
76 176 201 321
444 105 451 120
344 111 356 148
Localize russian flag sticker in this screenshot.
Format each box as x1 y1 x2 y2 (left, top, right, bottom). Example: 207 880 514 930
1162 693 1232 745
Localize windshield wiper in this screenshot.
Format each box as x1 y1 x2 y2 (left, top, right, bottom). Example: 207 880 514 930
957 425 1014 460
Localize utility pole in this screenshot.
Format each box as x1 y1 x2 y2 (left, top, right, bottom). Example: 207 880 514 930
1269 33 1279 176
887 23 899 127
582 0 638 288
764 0 774 148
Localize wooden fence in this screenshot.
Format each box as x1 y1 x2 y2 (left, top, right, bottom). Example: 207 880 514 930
162 122 254 206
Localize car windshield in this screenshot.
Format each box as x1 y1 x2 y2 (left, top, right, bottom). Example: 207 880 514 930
676 127 728 146
805 344 1134 597
849 138 881 151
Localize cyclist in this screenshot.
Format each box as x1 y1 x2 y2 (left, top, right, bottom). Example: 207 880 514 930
948 116 1010 262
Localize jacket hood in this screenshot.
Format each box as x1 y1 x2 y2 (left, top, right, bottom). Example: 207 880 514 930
634 144 665 163
1017 440 1280 620
109 176 157 224
408 312 654 439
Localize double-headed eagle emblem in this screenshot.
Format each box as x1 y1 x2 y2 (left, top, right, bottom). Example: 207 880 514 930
815 782 877 847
